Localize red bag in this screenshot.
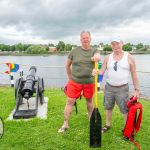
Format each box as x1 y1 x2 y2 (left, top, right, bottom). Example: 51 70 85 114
123 96 142 149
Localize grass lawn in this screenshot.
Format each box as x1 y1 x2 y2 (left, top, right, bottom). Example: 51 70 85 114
0 87 150 150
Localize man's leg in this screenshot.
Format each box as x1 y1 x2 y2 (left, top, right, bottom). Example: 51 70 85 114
115 84 129 124
101 109 112 133
58 97 76 132
63 98 76 127
102 83 115 132
105 109 113 126
86 98 94 120
123 113 128 124
84 84 94 120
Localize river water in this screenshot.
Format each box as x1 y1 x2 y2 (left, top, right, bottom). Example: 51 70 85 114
0 54 150 98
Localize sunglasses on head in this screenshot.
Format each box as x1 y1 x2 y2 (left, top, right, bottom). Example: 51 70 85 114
113 61 118 71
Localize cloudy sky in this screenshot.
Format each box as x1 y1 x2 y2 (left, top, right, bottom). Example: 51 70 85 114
0 0 150 45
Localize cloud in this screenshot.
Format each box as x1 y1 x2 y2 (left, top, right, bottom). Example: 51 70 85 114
0 0 150 44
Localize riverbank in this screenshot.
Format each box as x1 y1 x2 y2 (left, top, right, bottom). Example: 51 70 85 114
100 50 150 55
0 50 150 56
0 51 70 56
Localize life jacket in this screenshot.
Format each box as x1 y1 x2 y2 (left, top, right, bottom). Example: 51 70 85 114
123 96 143 149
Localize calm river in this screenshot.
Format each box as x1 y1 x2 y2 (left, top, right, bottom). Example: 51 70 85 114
0 54 150 98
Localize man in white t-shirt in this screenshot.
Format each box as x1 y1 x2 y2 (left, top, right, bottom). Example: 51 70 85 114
94 39 139 133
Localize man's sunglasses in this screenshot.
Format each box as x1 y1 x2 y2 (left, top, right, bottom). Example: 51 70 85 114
113 61 118 71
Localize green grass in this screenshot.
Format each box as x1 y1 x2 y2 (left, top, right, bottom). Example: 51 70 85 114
0 87 150 150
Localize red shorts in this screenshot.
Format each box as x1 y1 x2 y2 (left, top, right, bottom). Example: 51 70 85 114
65 80 94 99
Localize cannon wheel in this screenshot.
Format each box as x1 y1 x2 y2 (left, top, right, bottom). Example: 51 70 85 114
15 78 23 105
39 78 44 104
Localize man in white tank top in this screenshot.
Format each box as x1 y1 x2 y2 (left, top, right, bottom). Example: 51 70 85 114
96 39 139 133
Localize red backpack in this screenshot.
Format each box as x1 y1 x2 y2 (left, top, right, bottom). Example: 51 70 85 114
123 96 142 149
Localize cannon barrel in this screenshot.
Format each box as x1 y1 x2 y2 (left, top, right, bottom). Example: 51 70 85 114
22 66 37 99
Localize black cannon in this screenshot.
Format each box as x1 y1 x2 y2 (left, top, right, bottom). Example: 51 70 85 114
13 66 44 119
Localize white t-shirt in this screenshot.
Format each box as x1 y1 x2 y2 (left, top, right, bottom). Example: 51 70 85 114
106 52 130 86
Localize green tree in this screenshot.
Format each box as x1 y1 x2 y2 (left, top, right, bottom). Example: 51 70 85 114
48 43 55 47
6 45 11 51
103 45 112 51
136 43 144 50
140 47 147 51
15 43 25 51
10 45 16 51
123 43 132 51
57 41 65 51
26 45 48 54
24 44 32 51
65 44 72 51
0 44 8 51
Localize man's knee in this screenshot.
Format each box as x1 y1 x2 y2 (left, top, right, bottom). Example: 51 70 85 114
66 98 76 106
86 98 92 103
86 99 93 110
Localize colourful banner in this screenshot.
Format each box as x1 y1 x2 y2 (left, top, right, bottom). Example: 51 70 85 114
5 63 20 74
98 62 103 82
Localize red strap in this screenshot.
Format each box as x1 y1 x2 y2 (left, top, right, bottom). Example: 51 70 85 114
135 103 143 132
129 137 141 149
127 96 137 108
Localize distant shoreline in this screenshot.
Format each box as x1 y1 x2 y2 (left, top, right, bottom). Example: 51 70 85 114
0 52 68 56
100 51 150 55
0 50 150 56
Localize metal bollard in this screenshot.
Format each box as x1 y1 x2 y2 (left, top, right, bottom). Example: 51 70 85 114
10 72 14 87
20 70 23 80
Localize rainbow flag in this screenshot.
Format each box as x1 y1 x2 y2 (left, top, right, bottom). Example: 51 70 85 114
98 62 103 82
5 63 20 74
98 74 103 82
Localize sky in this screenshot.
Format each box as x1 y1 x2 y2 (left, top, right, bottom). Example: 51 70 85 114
0 0 150 45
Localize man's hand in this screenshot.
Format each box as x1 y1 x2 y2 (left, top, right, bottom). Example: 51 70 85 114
92 69 99 76
134 89 140 99
91 53 101 62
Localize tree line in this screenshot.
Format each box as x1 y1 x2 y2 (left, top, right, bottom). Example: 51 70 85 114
103 43 147 51
0 42 148 54
0 41 74 54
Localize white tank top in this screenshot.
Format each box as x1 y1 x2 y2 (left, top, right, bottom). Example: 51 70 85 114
106 52 130 86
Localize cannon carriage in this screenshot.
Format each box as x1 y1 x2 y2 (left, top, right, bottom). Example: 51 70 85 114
13 66 44 119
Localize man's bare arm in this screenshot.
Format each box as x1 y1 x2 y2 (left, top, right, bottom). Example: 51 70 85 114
99 55 109 75
66 59 72 80
129 54 140 98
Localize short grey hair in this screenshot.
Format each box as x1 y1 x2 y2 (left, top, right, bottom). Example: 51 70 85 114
80 31 91 36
